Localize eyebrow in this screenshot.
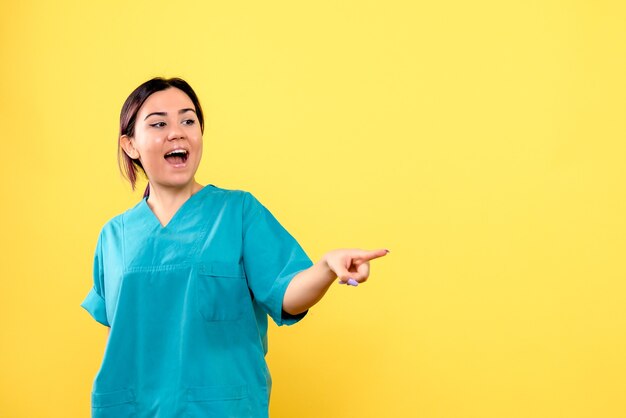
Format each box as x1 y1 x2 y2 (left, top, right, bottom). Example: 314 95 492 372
144 108 196 120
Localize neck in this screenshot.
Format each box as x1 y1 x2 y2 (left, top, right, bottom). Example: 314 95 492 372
145 181 203 226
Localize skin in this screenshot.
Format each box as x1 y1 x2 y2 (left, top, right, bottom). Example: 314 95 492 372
120 87 204 227
282 248 389 315
118 87 388 327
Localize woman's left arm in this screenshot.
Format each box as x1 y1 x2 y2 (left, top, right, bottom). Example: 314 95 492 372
282 248 389 315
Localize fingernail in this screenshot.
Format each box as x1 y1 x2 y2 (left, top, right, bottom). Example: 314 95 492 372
338 280 346 285
347 279 359 286
385 249 391 253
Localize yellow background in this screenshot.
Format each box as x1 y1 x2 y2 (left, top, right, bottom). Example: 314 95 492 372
1 1 625 417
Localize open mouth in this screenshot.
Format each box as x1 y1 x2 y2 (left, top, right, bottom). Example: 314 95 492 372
164 149 189 165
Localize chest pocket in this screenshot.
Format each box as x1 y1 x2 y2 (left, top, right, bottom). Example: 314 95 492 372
196 262 249 321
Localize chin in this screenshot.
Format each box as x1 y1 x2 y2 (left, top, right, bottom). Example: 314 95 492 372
156 177 197 190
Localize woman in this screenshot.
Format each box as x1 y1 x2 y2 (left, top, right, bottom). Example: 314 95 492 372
81 77 388 418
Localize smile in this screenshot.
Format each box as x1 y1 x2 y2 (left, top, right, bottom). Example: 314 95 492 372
164 149 189 166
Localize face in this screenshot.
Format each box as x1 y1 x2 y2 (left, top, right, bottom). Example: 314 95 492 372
121 87 203 191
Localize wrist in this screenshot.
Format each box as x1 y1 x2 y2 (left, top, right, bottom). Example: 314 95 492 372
317 255 338 284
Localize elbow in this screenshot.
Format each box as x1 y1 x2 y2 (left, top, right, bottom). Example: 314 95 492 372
282 303 307 317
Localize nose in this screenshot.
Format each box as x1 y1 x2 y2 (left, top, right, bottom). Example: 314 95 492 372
166 124 185 141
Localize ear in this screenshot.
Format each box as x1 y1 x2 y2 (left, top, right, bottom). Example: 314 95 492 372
120 135 140 160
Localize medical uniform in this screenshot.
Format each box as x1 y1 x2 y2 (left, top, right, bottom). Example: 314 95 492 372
81 185 313 418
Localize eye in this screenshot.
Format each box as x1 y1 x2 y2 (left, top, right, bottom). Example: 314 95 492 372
182 119 196 126
149 122 166 128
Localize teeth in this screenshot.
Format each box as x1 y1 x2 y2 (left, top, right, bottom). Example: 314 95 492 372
165 149 188 157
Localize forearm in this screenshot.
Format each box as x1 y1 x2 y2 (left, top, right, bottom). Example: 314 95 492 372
282 258 337 315
282 248 388 316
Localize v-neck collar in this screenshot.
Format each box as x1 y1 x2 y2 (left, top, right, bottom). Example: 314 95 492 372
140 185 212 229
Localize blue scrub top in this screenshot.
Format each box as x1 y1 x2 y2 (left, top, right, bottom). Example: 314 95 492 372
81 185 313 418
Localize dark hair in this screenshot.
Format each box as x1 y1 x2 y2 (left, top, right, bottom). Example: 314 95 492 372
118 77 205 197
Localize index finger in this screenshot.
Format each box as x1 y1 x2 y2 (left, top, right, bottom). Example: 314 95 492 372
358 248 390 262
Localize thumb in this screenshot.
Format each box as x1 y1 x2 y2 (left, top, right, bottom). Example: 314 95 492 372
334 266 353 283
335 265 365 286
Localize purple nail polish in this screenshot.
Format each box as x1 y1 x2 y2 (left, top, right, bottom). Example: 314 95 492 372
347 279 359 286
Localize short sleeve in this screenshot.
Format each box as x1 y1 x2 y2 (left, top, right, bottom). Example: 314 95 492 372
242 192 313 326
80 232 110 327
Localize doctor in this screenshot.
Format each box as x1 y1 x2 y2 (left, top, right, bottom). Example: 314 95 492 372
81 77 388 418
